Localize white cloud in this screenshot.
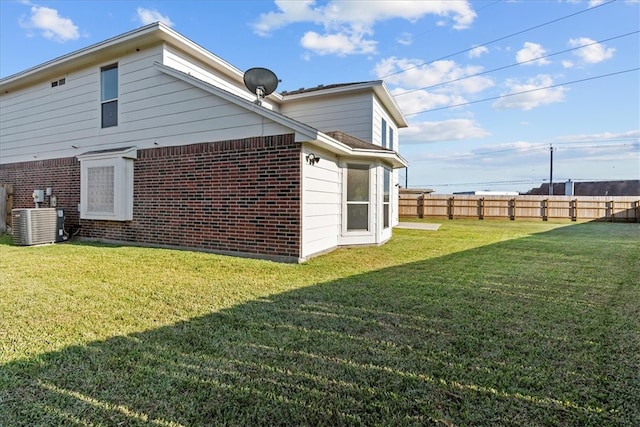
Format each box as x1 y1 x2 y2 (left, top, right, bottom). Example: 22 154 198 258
397 32 413 46
568 37 615 64
493 74 567 111
400 118 490 143
469 45 488 58
392 88 466 115
20 5 79 42
253 0 476 56
516 42 550 66
300 31 376 56
136 7 174 27
562 60 574 68
376 56 495 115
375 57 494 94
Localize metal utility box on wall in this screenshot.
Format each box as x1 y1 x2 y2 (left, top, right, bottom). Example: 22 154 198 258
12 208 64 246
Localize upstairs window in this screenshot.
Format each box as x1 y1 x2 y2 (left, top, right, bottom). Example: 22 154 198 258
381 119 387 148
101 64 118 128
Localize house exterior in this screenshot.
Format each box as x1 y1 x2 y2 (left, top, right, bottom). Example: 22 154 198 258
0 22 408 262
525 180 640 197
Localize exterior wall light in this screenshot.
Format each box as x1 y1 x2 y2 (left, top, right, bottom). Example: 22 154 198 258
306 153 320 165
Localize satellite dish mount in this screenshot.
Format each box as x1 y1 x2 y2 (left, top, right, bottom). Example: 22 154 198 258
244 67 279 106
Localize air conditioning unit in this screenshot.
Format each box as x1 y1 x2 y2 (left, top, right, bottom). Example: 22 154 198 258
12 208 64 246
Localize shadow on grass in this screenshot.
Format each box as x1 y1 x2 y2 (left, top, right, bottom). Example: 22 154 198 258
1 223 638 426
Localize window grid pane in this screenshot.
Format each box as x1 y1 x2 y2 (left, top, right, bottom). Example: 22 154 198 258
383 205 389 228
101 100 118 128
347 165 369 202
87 166 115 213
381 119 387 148
383 168 390 203
347 204 369 230
101 65 118 101
383 168 391 228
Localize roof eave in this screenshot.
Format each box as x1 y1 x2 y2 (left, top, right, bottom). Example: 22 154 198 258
0 22 282 103
314 133 408 169
1 23 164 92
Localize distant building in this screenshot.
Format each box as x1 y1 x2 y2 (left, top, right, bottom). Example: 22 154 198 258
525 180 640 196
453 190 519 196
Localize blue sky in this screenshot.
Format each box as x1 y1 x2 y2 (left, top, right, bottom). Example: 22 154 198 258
1 0 638 193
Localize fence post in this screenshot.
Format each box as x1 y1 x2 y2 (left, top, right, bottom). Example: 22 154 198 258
478 197 484 220
610 200 615 222
448 197 454 220
509 198 516 221
570 199 577 221
542 199 548 221
417 195 424 219
636 200 640 223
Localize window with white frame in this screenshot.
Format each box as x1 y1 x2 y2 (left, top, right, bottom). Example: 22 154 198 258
383 167 391 229
346 164 370 231
101 63 118 128
381 118 387 149
78 147 136 221
389 128 394 151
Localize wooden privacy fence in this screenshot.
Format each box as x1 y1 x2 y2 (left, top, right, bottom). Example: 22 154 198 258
0 183 14 233
399 193 640 222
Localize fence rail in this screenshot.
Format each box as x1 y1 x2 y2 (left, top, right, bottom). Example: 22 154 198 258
399 193 640 222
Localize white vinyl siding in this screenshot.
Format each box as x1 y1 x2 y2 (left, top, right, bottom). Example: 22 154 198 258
0 44 291 165
372 96 398 150
281 92 373 142
300 146 341 258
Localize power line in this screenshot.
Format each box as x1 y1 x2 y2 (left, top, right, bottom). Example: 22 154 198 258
381 0 617 79
400 0 503 43
394 30 639 97
407 138 638 163
403 67 640 116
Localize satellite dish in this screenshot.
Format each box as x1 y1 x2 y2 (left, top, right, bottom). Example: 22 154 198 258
244 67 279 105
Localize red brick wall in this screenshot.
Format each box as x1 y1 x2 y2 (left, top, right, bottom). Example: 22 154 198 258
1 134 302 260
0 157 81 227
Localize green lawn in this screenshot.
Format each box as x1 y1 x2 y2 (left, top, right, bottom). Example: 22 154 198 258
1 220 638 426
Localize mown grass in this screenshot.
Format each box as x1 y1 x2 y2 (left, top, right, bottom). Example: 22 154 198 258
0 220 638 426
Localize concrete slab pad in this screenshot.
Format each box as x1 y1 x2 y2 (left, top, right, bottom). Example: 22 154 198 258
395 222 441 231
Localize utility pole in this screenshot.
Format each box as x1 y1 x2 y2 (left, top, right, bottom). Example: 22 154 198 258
405 167 408 189
549 144 554 196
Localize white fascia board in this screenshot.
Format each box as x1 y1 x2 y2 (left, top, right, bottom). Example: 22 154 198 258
373 83 408 128
282 81 384 100
345 149 408 169
77 147 138 161
313 133 408 169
